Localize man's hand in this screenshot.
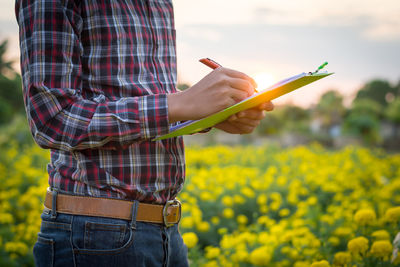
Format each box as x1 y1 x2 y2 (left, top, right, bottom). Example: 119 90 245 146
167 67 257 123
214 101 274 134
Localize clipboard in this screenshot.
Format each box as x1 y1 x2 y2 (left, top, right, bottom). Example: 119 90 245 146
154 71 333 141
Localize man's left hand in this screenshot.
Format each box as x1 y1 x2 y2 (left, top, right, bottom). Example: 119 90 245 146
214 101 274 134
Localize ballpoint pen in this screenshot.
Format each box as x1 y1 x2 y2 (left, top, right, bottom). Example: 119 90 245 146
199 58 258 93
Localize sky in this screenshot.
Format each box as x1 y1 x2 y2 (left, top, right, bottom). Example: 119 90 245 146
1 0 399 107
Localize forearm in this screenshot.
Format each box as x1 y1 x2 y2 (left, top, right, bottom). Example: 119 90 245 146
27 84 170 150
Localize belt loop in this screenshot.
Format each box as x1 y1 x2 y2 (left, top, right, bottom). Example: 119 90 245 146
130 200 139 230
51 188 58 219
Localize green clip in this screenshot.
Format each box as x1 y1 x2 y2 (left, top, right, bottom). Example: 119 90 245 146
313 62 328 74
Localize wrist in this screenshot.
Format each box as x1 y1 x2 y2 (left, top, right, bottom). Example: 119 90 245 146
167 91 190 123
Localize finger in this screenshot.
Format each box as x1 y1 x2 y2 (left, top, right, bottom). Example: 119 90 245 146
228 114 238 122
228 78 255 96
230 121 256 134
215 121 242 134
237 109 265 120
231 117 261 127
219 67 257 88
258 101 274 111
230 89 250 103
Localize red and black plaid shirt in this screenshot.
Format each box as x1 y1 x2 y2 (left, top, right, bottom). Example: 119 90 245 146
16 0 184 203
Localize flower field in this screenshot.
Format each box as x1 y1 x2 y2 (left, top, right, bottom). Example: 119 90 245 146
1 142 400 266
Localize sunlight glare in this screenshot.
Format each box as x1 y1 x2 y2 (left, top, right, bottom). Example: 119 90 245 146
253 72 276 92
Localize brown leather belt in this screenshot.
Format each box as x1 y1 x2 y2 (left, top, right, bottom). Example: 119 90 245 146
44 189 181 227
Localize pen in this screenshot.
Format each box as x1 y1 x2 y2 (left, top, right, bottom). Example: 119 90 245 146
199 58 222 69
199 58 258 93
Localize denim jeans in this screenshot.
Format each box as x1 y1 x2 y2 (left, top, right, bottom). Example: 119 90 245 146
33 207 189 267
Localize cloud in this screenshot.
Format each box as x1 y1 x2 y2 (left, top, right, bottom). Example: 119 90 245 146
173 0 400 41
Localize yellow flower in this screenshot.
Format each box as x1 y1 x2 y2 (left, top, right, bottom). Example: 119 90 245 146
370 240 393 259
0 213 13 224
241 187 255 198
222 196 233 207
211 216 220 225
182 232 198 248
279 208 290 217
270 201 280 211
333 251 351 266
257 194 268 205
347 236 369 255
223 208 234 219
294 261 310 267
202 260 219 267
328 236 340 246
354 209 376 226
234 249 249 262
371 230 390 241
237 214 248 225
310 260 330 267
196 221 210 232
180 217 194 229
249 246 272 266
307 196 318 205
218 227 227 235
205 246 221 259
4 242 29 255
260 205 268 213
385 206 400 223
334 227 353 237
233 195 245 204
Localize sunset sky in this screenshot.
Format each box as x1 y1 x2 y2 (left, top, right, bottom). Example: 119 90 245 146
1 0 399 107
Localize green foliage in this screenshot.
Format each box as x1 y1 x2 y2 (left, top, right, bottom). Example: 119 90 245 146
0 74 24 115
355 79 397 108
0 114 34 150
0 39 24 125
343 99 382 145
0 96 13 124
0 40 15 75
314 90 345 128
257 105 311 135
386 98 400 124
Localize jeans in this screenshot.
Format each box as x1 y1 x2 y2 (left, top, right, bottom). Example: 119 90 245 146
33 207 189 267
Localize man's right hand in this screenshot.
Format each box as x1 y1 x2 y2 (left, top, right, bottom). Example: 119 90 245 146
167 67 257 123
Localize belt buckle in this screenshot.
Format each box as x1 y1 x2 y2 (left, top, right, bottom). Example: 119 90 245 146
163 199 181 227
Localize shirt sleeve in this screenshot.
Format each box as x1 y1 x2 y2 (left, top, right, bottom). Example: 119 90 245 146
15 0 170 151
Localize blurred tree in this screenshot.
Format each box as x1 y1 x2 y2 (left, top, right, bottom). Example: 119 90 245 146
354 79 396 108
257 105 310 135
0 40 14 75
385 98 400 137
396 80 400 97
0 39 24 124
257 107 285 135
0 74 24 112
342 99 382 145
313 90 345 132
386 98 400 124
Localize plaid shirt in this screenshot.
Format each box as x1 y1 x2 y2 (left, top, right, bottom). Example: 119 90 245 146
16 0 185 203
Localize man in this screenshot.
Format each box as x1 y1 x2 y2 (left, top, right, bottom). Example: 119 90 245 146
16 0 273 266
